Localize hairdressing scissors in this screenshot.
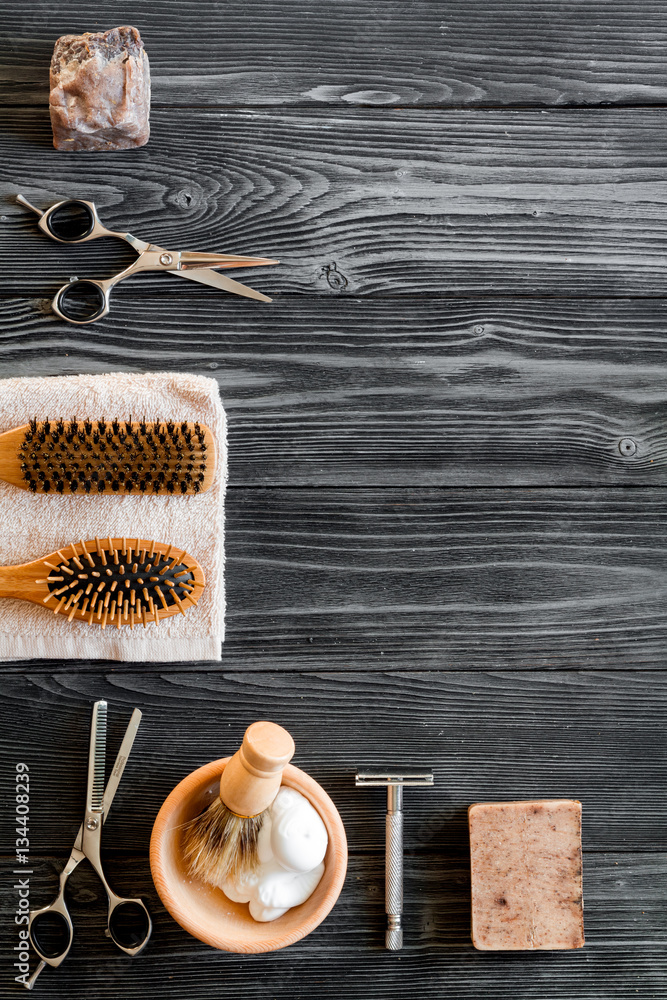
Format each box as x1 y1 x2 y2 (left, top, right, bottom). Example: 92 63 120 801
16 194 279 325
25 702 151 990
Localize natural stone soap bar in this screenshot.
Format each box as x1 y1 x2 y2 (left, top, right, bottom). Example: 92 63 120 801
468 799 584 950
49 26 150 151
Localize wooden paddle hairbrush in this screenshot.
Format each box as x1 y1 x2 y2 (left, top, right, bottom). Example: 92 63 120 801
0 537 205 628
0 418 215 495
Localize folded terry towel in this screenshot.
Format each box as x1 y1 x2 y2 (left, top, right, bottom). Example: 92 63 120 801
0 372 226 662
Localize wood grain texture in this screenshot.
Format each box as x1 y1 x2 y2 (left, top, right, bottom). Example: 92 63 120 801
1 1 667 108
0 292 667 486
200 486 667 670
1 670 665 852
0 297 666 486
0 488 664 671
220 487 667 671
4 108 667 297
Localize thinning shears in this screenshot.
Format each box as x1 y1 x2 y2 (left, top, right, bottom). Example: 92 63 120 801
25 702 151 989
17 194 279 325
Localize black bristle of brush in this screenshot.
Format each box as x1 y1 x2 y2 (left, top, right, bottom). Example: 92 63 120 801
44 543 196 621
17 418 207 495
180 799 264 888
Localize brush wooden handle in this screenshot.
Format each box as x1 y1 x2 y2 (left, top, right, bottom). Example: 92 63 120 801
219 721 295 818
0 426 30 489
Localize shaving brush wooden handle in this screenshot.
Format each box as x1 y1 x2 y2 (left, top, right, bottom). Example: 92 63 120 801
219 721 295 818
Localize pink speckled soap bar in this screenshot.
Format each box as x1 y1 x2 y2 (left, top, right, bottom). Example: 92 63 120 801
468 799 584 951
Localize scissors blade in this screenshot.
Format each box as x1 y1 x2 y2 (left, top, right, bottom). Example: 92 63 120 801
72 708 142 852
178 251 279 270
86 701 107 816
100 708 142 818
169 267 273 303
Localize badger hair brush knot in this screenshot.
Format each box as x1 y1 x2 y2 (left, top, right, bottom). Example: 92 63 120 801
181 721 295 887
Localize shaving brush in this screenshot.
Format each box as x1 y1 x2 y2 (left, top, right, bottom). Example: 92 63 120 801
182 721 295 887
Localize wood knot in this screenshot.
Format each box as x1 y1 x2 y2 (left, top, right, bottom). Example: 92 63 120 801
320 262 348 291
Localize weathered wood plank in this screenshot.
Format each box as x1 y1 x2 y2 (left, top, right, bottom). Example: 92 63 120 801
4 108 667 297
0 488 665 671
222 488 667 671
1 1 667 108
1 670 665 851
4 944 666 1000
3 296 666 486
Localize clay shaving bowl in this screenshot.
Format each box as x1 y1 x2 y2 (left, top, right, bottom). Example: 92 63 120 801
150 758 348 953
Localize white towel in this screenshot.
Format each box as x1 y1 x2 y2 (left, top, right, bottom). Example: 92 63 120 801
0 371 226 662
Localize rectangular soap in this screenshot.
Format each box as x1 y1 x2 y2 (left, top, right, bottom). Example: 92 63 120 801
468 799 584 951
49 26 150 151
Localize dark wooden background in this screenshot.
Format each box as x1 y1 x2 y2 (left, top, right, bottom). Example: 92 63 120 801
1 3 666 997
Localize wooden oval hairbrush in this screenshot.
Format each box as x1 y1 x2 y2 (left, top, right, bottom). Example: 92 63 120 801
0 537 205 628
0 418 216 495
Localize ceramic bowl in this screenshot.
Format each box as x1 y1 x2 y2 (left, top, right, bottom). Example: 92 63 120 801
150 758 348 953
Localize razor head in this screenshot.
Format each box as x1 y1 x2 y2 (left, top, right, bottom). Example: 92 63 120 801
355 772 434 787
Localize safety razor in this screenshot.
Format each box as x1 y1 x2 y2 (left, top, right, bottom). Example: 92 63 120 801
355 772 434 950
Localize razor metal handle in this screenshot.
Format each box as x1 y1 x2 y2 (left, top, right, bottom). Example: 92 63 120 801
385 785 403 950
